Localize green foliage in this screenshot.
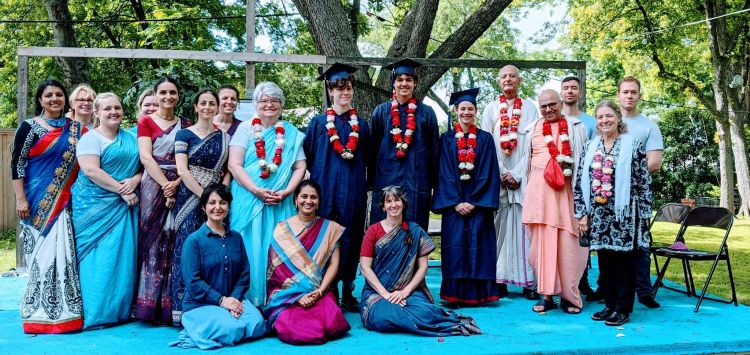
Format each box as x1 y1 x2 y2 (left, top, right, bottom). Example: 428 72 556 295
651 108 718 206
0 229 15 250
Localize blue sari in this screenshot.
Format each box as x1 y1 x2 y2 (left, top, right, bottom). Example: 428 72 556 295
18 118 84 333
230 120 305 306
360 222 480 336
171 130 230 323
72 129 140 329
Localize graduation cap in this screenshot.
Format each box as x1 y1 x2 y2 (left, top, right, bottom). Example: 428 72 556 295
383 58 422 77
447 88 480 133
318 63 358 107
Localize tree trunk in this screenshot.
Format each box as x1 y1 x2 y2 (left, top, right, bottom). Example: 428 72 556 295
729 113 750 215
42 0 89 87
291 0 511 119
716 119 736 212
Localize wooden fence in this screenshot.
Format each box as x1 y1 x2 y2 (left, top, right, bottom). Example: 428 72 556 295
1 129 17 230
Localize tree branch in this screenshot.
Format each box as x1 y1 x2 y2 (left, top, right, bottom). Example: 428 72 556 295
634 0 720 117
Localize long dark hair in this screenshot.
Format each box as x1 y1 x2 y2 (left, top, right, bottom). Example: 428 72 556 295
34 79 69 116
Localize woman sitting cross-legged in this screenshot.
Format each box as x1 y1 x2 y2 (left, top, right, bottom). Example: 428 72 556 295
359 185 481 336
171 184 267 350
265 180 351 345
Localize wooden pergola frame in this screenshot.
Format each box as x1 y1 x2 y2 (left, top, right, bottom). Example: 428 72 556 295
14 45 587 270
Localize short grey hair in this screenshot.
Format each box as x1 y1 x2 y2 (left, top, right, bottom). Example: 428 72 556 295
253 81 285 108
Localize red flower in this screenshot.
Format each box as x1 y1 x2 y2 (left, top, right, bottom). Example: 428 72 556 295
402 222 409 231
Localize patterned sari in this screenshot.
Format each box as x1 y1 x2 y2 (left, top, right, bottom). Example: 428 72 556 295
19 119 84 333
134 117 190 324
72 129 140 329
171 130 230 323
265 218 350 344
360 222 480 336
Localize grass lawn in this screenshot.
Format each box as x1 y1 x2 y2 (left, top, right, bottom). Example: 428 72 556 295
650 216 750 305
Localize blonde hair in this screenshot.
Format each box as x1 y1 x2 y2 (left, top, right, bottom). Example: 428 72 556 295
137 89 156 111
594 100 628 134
92 92 122 128
69 84 97 108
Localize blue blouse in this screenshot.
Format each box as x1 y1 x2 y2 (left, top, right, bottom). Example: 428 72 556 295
181 223 250 312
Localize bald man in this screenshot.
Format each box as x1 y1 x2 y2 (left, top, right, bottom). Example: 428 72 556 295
521 90 589 313
481 65 540 299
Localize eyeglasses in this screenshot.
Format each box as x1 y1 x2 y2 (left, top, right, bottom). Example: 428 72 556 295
75 98 94 103
258 98 281 105
539 102 560 110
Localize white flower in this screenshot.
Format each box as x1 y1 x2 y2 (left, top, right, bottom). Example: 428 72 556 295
275 138 285 147
544 135 554 144
401 143 409 150
254 132 262 139
391 128 402 135
592 162 602 170
601 183 613 191
499 102 508 110
460 174 471 181
326 116 334 123
565 156 575 163
499 135 511 142
512 108 522 116
342 152 354 159
602 167 613 175
605 156 615 162
455 132 465 139
592 180 601 187
325 122 335 129
509 132 518 140
459 162 466 169
268 163 278 173
405 129 414 136
259 159 267 167
556 155 565 163
350 119 359 125
468 133 477 139
350 132 359 138
465 163 474 170
408 103 417 110
560 134 569 141
563 168 573 176
329 135 339 142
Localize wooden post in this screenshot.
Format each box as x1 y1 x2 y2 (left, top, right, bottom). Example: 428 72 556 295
16 54 29 272
245 0 256 100
577 67 587 111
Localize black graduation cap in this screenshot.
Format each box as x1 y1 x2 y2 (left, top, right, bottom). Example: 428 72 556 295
318 63 358 107
383 58 422 79
449 88 480 107
447 88 480 133
317 63 358 82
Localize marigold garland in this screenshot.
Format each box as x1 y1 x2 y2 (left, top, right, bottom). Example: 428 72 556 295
497 95 522 155
326 108 359 159
454 122 477 181
390 95 417 158
251 117 285 179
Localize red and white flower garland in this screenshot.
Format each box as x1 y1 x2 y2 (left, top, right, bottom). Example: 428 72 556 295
454 122 477 180
542 116 574 176
390 95 417 158
251 117 285 179
497 95 522 155
592 150 614 203
326 108 360 159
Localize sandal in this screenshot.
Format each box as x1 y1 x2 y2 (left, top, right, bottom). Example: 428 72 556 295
532 298 557 313
560 299 582 314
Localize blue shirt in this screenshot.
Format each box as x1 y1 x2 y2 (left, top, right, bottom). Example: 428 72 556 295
625 113 664 152
181 223 250 312
576 112 597 139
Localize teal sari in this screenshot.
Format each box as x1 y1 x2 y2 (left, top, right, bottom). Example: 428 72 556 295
72 129 140 329
230 120 305 306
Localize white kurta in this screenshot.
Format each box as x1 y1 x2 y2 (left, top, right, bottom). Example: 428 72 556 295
481 97 539 287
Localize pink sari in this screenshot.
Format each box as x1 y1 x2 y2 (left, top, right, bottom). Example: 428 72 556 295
265 218 351 345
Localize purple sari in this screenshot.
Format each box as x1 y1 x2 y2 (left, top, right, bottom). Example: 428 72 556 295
134 117 190 324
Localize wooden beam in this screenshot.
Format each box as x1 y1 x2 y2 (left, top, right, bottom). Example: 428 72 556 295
329 57 586 70
17 47 327 64
577 67 587 111
15 54 28 272
245 0 256 99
